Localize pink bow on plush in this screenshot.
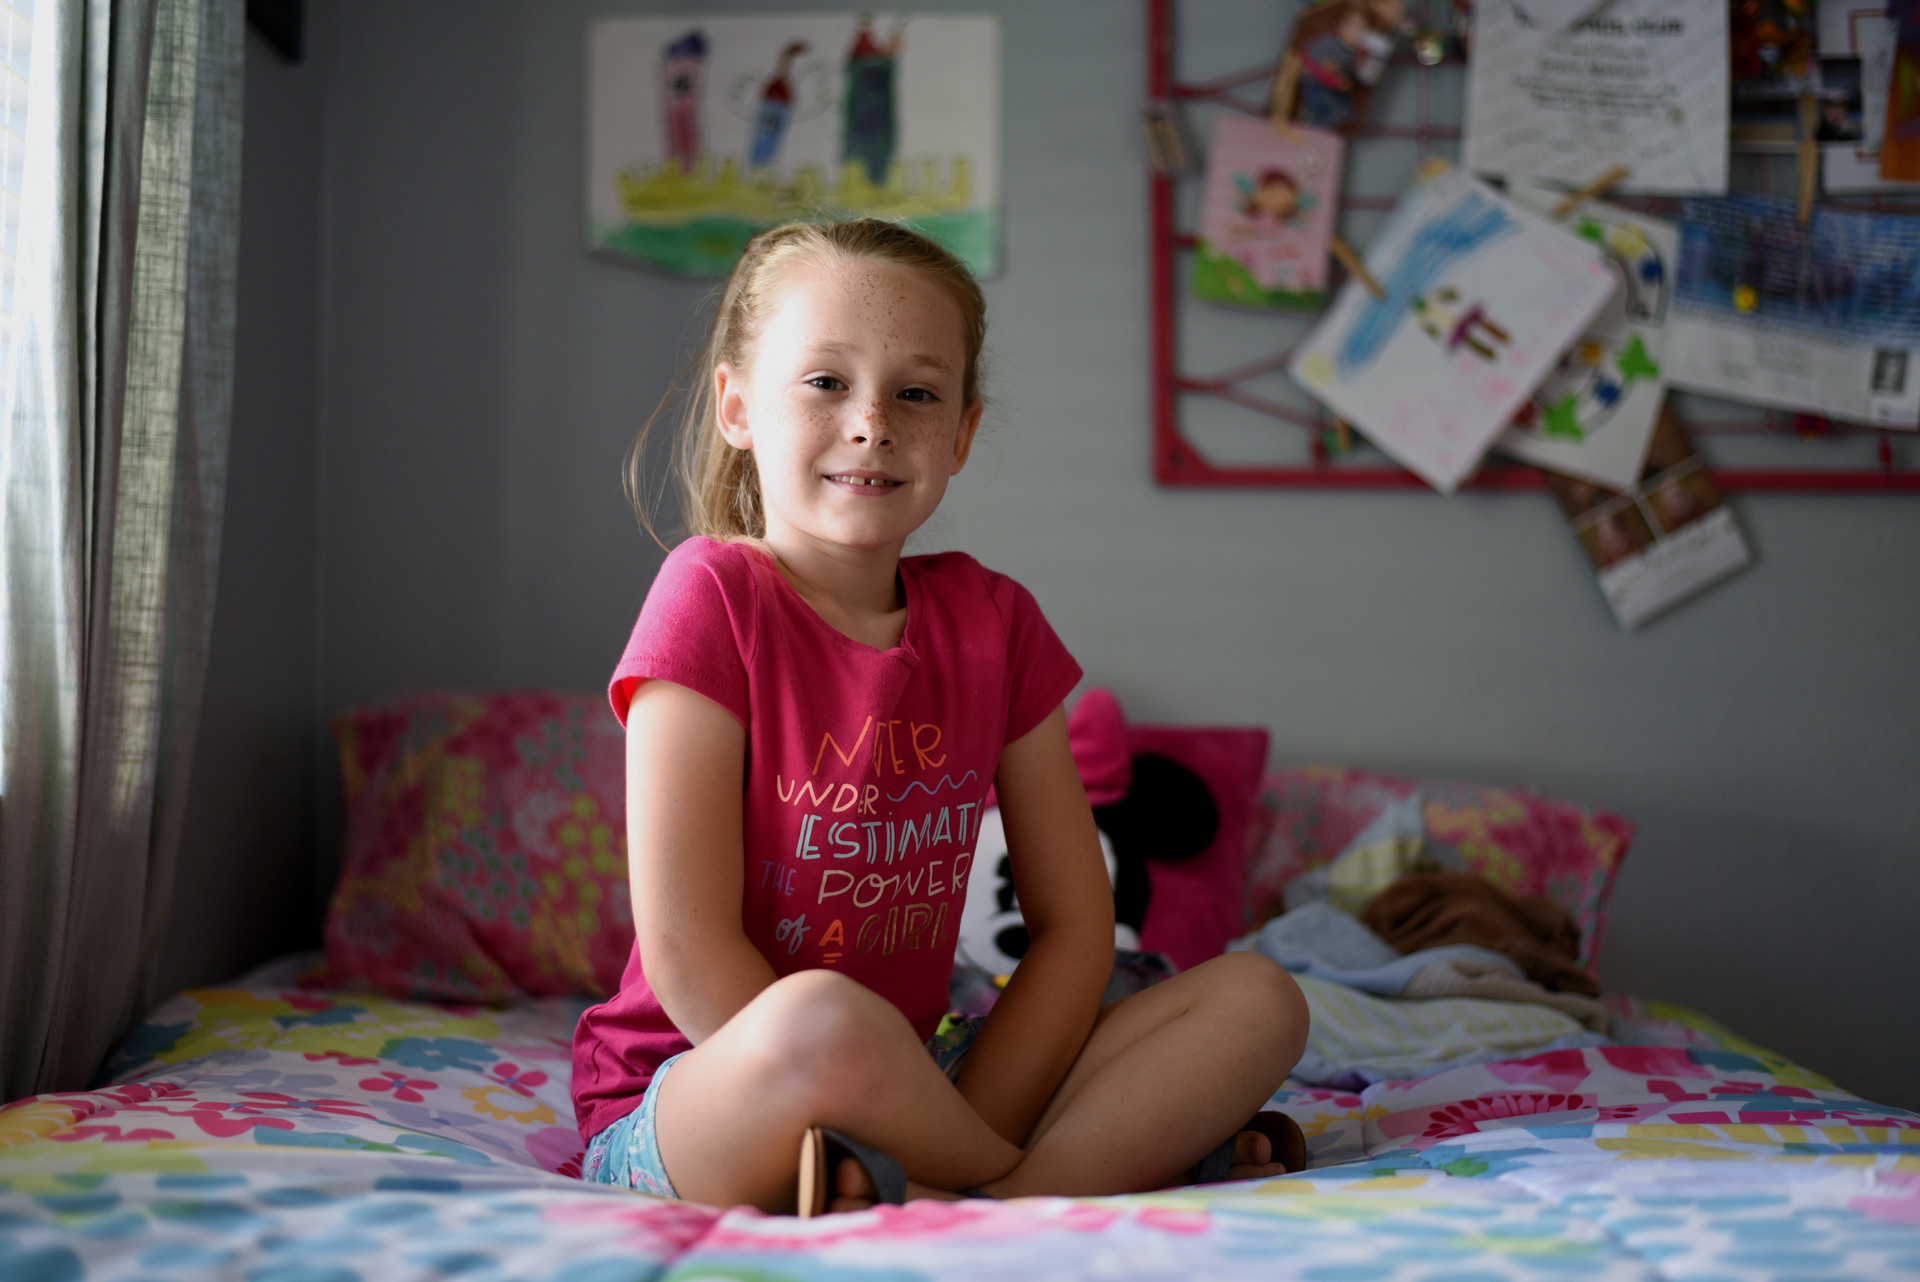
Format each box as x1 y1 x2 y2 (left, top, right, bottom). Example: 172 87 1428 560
1066 687 1134 808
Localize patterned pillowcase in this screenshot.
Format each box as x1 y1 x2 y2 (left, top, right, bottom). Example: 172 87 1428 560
1243 767 1634 968
322 693 633 1002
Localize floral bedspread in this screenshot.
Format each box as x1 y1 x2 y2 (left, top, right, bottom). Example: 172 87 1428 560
2 982 1917 1281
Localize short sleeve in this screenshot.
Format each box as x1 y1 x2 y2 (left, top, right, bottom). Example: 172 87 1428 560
608 539 754 728
989 571 1083 744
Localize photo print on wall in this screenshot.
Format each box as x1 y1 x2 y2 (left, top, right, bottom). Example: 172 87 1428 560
1548 408 1752 629
586 14 1001 278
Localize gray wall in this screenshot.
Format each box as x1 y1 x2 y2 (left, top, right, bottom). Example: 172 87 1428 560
158 27 325 1000
172 0 1919 1109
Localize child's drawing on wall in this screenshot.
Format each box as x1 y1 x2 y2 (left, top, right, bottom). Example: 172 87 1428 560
1194 117 1344 309
1289 167 1616 493
589 14 1001 278
843 16 905 184
1494 186 1679 492
1410 286 1511 361
662 30 707 173
745 42 813 169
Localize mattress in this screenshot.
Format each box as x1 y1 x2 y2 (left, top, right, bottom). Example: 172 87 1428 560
1 969 1916 1281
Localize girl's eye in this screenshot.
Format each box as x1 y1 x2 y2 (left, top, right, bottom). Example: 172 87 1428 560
898 387 937 404
807 376 845 391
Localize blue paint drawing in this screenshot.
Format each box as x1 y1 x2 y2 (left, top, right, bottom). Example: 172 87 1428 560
1336 189 1517 376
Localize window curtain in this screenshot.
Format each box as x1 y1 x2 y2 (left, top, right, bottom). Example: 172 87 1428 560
0 0 243 1099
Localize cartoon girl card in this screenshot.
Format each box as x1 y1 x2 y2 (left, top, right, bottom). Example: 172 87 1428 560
1194 115 1345 309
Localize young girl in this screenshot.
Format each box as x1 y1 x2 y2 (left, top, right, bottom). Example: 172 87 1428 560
572 218 1309 1215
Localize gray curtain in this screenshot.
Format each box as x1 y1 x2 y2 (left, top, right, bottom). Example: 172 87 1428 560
0 0 243 1099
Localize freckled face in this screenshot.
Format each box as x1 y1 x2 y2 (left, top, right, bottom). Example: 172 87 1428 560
715 258 981 555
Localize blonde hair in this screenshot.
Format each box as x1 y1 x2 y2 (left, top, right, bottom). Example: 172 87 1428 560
626 218 987 546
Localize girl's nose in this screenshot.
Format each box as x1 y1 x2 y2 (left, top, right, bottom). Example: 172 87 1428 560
849 395 894 447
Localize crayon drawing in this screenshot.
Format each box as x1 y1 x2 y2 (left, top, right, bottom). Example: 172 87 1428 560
1289 168 1616 493
1497 184 1679 491
1193 117 1344 309
587 15 1001 278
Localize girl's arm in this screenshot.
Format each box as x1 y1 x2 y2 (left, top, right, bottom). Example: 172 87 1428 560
625 678 777 1043
954 705 1116 1145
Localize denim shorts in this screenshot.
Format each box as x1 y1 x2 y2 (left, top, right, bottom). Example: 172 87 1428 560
582 1013 985 1199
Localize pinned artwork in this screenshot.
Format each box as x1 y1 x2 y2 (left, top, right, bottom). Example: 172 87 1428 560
1287 167 1616 493
1283 0 1410 133
586 14 1001 278
1463 0 1729 193
1665 193 1920 427
1496 183 1679 491
1819 1 1913 191
1882 0 1920 181
1193 117 1345 309
1548 408 1752 629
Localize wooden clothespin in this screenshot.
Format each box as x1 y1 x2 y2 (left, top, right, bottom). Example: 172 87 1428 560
1328 235 1386 301
1795 91 1819 225
1333 418 1354 454
1551 164 1630 218
1269 50 1303 139
1140 101 1191 176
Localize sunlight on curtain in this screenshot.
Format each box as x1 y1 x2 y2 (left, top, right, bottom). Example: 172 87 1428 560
0 0 32 779
0 0 242 1100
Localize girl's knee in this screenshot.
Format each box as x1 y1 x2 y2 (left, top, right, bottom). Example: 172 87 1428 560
1202 952 1309 1054
737 970 906 1110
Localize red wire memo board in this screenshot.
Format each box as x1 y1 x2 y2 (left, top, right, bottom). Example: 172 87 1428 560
1146 0 1920 492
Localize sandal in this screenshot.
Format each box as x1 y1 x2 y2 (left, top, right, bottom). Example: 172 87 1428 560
798 1126 908 1217
1190 1110 1308 1184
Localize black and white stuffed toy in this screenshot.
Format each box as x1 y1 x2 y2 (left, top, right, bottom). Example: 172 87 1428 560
954 752 1220 976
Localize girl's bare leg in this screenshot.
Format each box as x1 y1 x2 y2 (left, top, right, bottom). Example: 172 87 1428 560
984 950 1308 1198
825 951 1309 1205
652 952 1306 1211
650 968 1026 1212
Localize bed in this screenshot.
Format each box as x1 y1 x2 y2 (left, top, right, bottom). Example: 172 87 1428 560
4 692 1916 1280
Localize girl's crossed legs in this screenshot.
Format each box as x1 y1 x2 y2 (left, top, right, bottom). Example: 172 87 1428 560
648 951 1309 1213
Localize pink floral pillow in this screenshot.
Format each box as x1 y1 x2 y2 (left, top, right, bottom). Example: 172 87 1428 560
323 693 633 1002
1243 767 1634 967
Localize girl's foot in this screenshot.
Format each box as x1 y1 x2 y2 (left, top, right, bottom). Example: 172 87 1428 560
827 1157 972 1212
1224 1126 1288 1180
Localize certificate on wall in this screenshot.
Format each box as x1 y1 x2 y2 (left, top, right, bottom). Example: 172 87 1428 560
1288 167 1616 493
1463 0 1729 194
1665 194 1920 428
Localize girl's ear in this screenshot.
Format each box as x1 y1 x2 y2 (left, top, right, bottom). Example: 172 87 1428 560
949 398 984 475
714 362 753 450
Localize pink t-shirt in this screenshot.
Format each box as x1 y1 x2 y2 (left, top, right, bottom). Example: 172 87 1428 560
571 537 1082 1141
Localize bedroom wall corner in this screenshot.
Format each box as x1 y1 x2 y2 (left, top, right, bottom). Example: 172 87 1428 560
155 24 328 1001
